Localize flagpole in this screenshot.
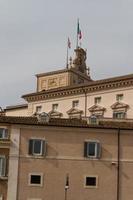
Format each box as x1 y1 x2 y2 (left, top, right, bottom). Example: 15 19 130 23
66 43 69 69
76 18 79 48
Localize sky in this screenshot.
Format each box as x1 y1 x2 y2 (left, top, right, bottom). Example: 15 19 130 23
0 0 133 108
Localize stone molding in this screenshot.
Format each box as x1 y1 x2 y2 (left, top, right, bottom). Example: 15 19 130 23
22 74 133 102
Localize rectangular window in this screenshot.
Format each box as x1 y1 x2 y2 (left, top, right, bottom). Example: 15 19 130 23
52 104 58 111
113 112 126 119
0 128 8 139
85 176 98 188
36 106 42 114
72 100 79 108
116 94 123 101
84 141 101 158
28 139 46 156
94 97 101 104
0 156 6 177
29 174 43 187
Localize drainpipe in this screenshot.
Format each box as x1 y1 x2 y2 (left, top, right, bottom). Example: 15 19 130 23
82 88 87 118
117 128 120 200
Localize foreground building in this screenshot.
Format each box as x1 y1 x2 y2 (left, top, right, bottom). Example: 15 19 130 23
0 116 133 200
4 47 133 120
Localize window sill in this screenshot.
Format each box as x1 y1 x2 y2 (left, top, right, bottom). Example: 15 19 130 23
26 155 45 159
84 185 98 189
0 176 8 180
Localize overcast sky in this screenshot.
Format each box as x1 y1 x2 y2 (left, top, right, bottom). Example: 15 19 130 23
0 0 133 108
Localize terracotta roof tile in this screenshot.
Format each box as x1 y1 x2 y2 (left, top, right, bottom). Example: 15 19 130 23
0 116 133 130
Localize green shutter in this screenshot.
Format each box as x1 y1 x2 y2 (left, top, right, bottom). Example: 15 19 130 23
29 139 33 155
42 140 46 156
84 142 88 157
96 142 101 158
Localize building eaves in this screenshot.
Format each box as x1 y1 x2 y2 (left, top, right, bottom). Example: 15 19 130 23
0 116 133 130
5 104 28 111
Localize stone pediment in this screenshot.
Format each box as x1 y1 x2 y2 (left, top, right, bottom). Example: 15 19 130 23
111 102 129 110
67 108 83 115
88 105 106 112
48 110 62 117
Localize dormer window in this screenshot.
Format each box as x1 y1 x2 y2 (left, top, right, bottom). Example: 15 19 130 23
72 100 79 108
94 97 101 104
113 111 126 119
52 104 58 111
116 94 123 102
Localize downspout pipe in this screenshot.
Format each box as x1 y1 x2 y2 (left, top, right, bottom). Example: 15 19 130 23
117 128 120 200
82 88 87 118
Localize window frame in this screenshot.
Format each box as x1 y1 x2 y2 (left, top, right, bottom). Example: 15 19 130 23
84 175 98 188
52 103 58 111
28 139 46 156
0 128 8 140
113 111 126 119
35 106 42 114
72 100 79 108
94 97 101 104
28 173 43 187
84 140 101 159
116 94 123 102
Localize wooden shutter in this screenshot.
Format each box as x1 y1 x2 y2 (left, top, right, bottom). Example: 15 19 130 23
96 142 101 158
0 157 6 176
28 139 33 155
84 142 88 157
42 140 46 156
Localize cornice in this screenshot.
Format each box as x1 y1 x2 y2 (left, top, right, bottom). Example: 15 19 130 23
22 74 133 103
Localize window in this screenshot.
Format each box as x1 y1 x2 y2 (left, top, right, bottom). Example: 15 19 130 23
0 156 6 177
89 115 99 125
29 174 43 186
52 104 58 111
72 100 79 108
116 94 123 102
0 128 8 139
94 97 101 104
28 139 46 156
36 106 42 114
84 141 101 158
113 112 126 119
85 176 98 188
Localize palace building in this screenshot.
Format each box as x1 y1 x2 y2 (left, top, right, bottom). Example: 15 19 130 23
3 47 133 121
1 46 133 200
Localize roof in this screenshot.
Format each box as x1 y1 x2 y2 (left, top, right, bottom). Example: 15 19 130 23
0 116 133 130
5 104 28 111
36 68 69 77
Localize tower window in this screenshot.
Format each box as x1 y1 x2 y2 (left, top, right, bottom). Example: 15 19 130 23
116 94 123 101
52 104 58 111
72 100 79 108
36 106 42 114
94 97 101 104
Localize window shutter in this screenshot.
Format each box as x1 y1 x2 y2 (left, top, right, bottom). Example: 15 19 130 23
96 142 101 158
42 140 46 156
29 140 33 155
0 157 6 176
84 142 88 157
